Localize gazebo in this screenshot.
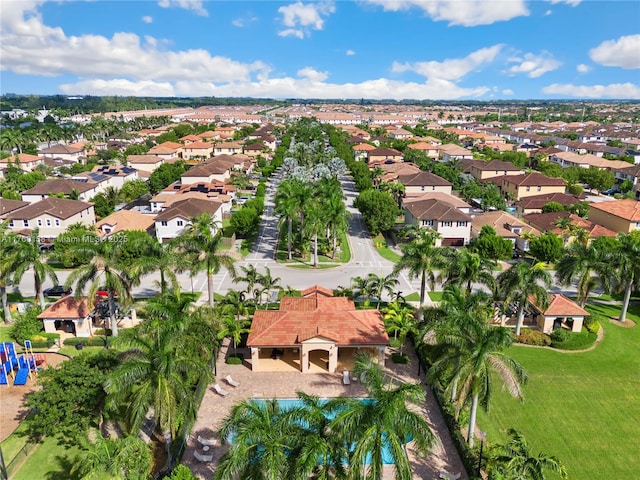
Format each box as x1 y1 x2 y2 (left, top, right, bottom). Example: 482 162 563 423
38 296 93 337
528 294 590 334
247 286 389 373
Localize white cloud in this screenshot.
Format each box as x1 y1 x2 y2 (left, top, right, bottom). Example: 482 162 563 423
363 0 529 26
507 51 561 78
297 67 329 82
543 83 640 99
502 89 514 95
157 0 208 17
589 34 640 69
576 64 590 73
142 16 153 24
547 0 581 6
346 49 356 56
232 15 258 28
60 78 176 96
277 1 335 38
544 9 552 16
392 45 503 80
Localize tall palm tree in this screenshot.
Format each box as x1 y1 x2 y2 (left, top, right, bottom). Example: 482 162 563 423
304 196 327 268
274 180 299 260
605 231 640 323
66 240 134 337
217 314 251 355
382 301 416 355
393 229 446 307
104 325 210 451
215 399 304 480
430 320 527 448
177 212 236 306
488 429 568 480
369 272 399 309
352 275 376 308
497 261 552 336
133 238 180 295
441 247 497 295
325 189 351 259
235 264 261 303
256 266 282 308
331 353 435 480
0 221 18 323
555 241 605 307
11 229 58 309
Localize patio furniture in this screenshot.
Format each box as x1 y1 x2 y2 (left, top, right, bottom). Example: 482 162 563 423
197 435 219 447
342 370 351 385
213 383 229 396
194 450 213 462
225 375 240 387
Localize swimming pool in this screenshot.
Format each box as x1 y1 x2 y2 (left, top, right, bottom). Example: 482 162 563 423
240 397 411 465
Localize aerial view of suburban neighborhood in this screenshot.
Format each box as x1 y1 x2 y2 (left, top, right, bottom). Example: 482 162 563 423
0 1 639 480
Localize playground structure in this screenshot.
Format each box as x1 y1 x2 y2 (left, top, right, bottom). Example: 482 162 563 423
0 341 44 386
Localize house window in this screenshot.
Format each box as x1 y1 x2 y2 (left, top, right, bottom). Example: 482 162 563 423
177 220 184 227
526 186 531 192
537 186 542 192
421 186 425 191
46 219 51 226
161 221 168 226
422 220 434 227
457 221 467 227
55 219 60 226
23 220 29 227
442 221 452 227
37 219 42 226
8 220 14 227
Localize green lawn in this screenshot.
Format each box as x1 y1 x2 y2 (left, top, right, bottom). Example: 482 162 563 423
12 435 82 480
428 291 443 302
477 303 640 480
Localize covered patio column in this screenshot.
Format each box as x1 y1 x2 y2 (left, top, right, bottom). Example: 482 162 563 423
250 347 260 371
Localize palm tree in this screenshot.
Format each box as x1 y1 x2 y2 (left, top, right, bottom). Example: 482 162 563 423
441 247 496 295
352 275 376 308
66 240 133 337
304 196 327 268
217 289 249 323
11 229 58 309
217 314 251 355
497 261 552 336
382 301 416 355
177 212 236 306
71 434 152 480
235 264 261 303
0 221 18 323
104 325 210 452
488 429 568 480
274 179 300 260
368 272 399 309
605 232 640 323
555 241 605 307
215 399 303 480
134 239 180 295
430 320 527 448
256 266 282 308
325 189 351 259
331 353 435 480
393 228 446 307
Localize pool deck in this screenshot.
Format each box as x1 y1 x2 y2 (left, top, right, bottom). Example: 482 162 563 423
185 339 468 480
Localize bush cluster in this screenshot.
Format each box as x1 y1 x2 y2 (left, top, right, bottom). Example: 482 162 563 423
391 353 409 364
226 353 244 365
515 329 551 346
550 328 597 350
62 337 107 347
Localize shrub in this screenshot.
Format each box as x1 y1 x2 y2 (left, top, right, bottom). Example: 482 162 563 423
551 328 597 350
11 306 44 344
550 328 571 343
585 321 600 334
226 356 243 365
391 353 409 364
515 329 551 346
388 337 403 349
93 328 113 337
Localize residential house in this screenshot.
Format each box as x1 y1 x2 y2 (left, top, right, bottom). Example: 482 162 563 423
614 164 640 199
38 296 93 338
438 144 474 162
182 141 214 161
74 165 138 191
247 286 389 373
150 181 234 214
0 153 44 171
370 161 421 183
471 211 539 252
524 211 617 244
21 179 100 203
39 144 85 162
406 142 440 159
5 198 95 239
500 172 567 200
352 143 375 161
588 199 640 233
213 142 243 156
398 172 453 196
402 198 472 246
367 147 403 164
154 198 223 242
388 128 413 140
127 154 164 173
148 141 183 160
243 143 266 158
549 151 630 171
469 160 525 181
96 210 155 237
0 199 29 220
514 193 582 217
180 154 243 184
404 192 472 214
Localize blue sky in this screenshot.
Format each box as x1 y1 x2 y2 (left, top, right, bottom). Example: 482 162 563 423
1 0 639 100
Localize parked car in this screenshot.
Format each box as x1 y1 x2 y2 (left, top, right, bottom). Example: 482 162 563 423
602 188 618 196
43 285 72 297
95 288 119 299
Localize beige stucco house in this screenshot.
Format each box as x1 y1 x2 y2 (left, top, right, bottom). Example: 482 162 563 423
38 296 93 337
500 172 566 200
588 199 640 233
5 198 95 239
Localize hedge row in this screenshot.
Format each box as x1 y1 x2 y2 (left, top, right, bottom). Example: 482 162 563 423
62 337 107 347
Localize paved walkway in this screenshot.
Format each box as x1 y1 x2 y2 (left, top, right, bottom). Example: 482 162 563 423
184 340 468 480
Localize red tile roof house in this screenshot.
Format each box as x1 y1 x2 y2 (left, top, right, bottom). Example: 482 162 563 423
38 296 93 337
528 294 590 334
247 286 389 373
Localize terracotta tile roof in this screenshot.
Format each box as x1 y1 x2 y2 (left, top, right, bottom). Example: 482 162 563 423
96 210 155 235
22 179 97 195
403 192 471 208
471 211 539 238
589 199 640 221
39 144 84 155
0 199 29 217
9 198 93 220
503 172 567 187
515 193 581 209
472 159 524 171
38 296 91 319
128 155 164 164
368 147 403 157
528 294 590 317
155 198 222 221
352 143 376 151
407 142 439 151
247 286 389 347
398 172 452 187
404 198 472 222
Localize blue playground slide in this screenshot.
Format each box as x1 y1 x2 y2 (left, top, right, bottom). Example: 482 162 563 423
13 367 29 386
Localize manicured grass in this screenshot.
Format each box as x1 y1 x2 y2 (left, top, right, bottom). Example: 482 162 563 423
477 304 640 480
428 291 443 302
373 234 401 262
12 435 82 480
0 324 13 342
404 292 420 302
